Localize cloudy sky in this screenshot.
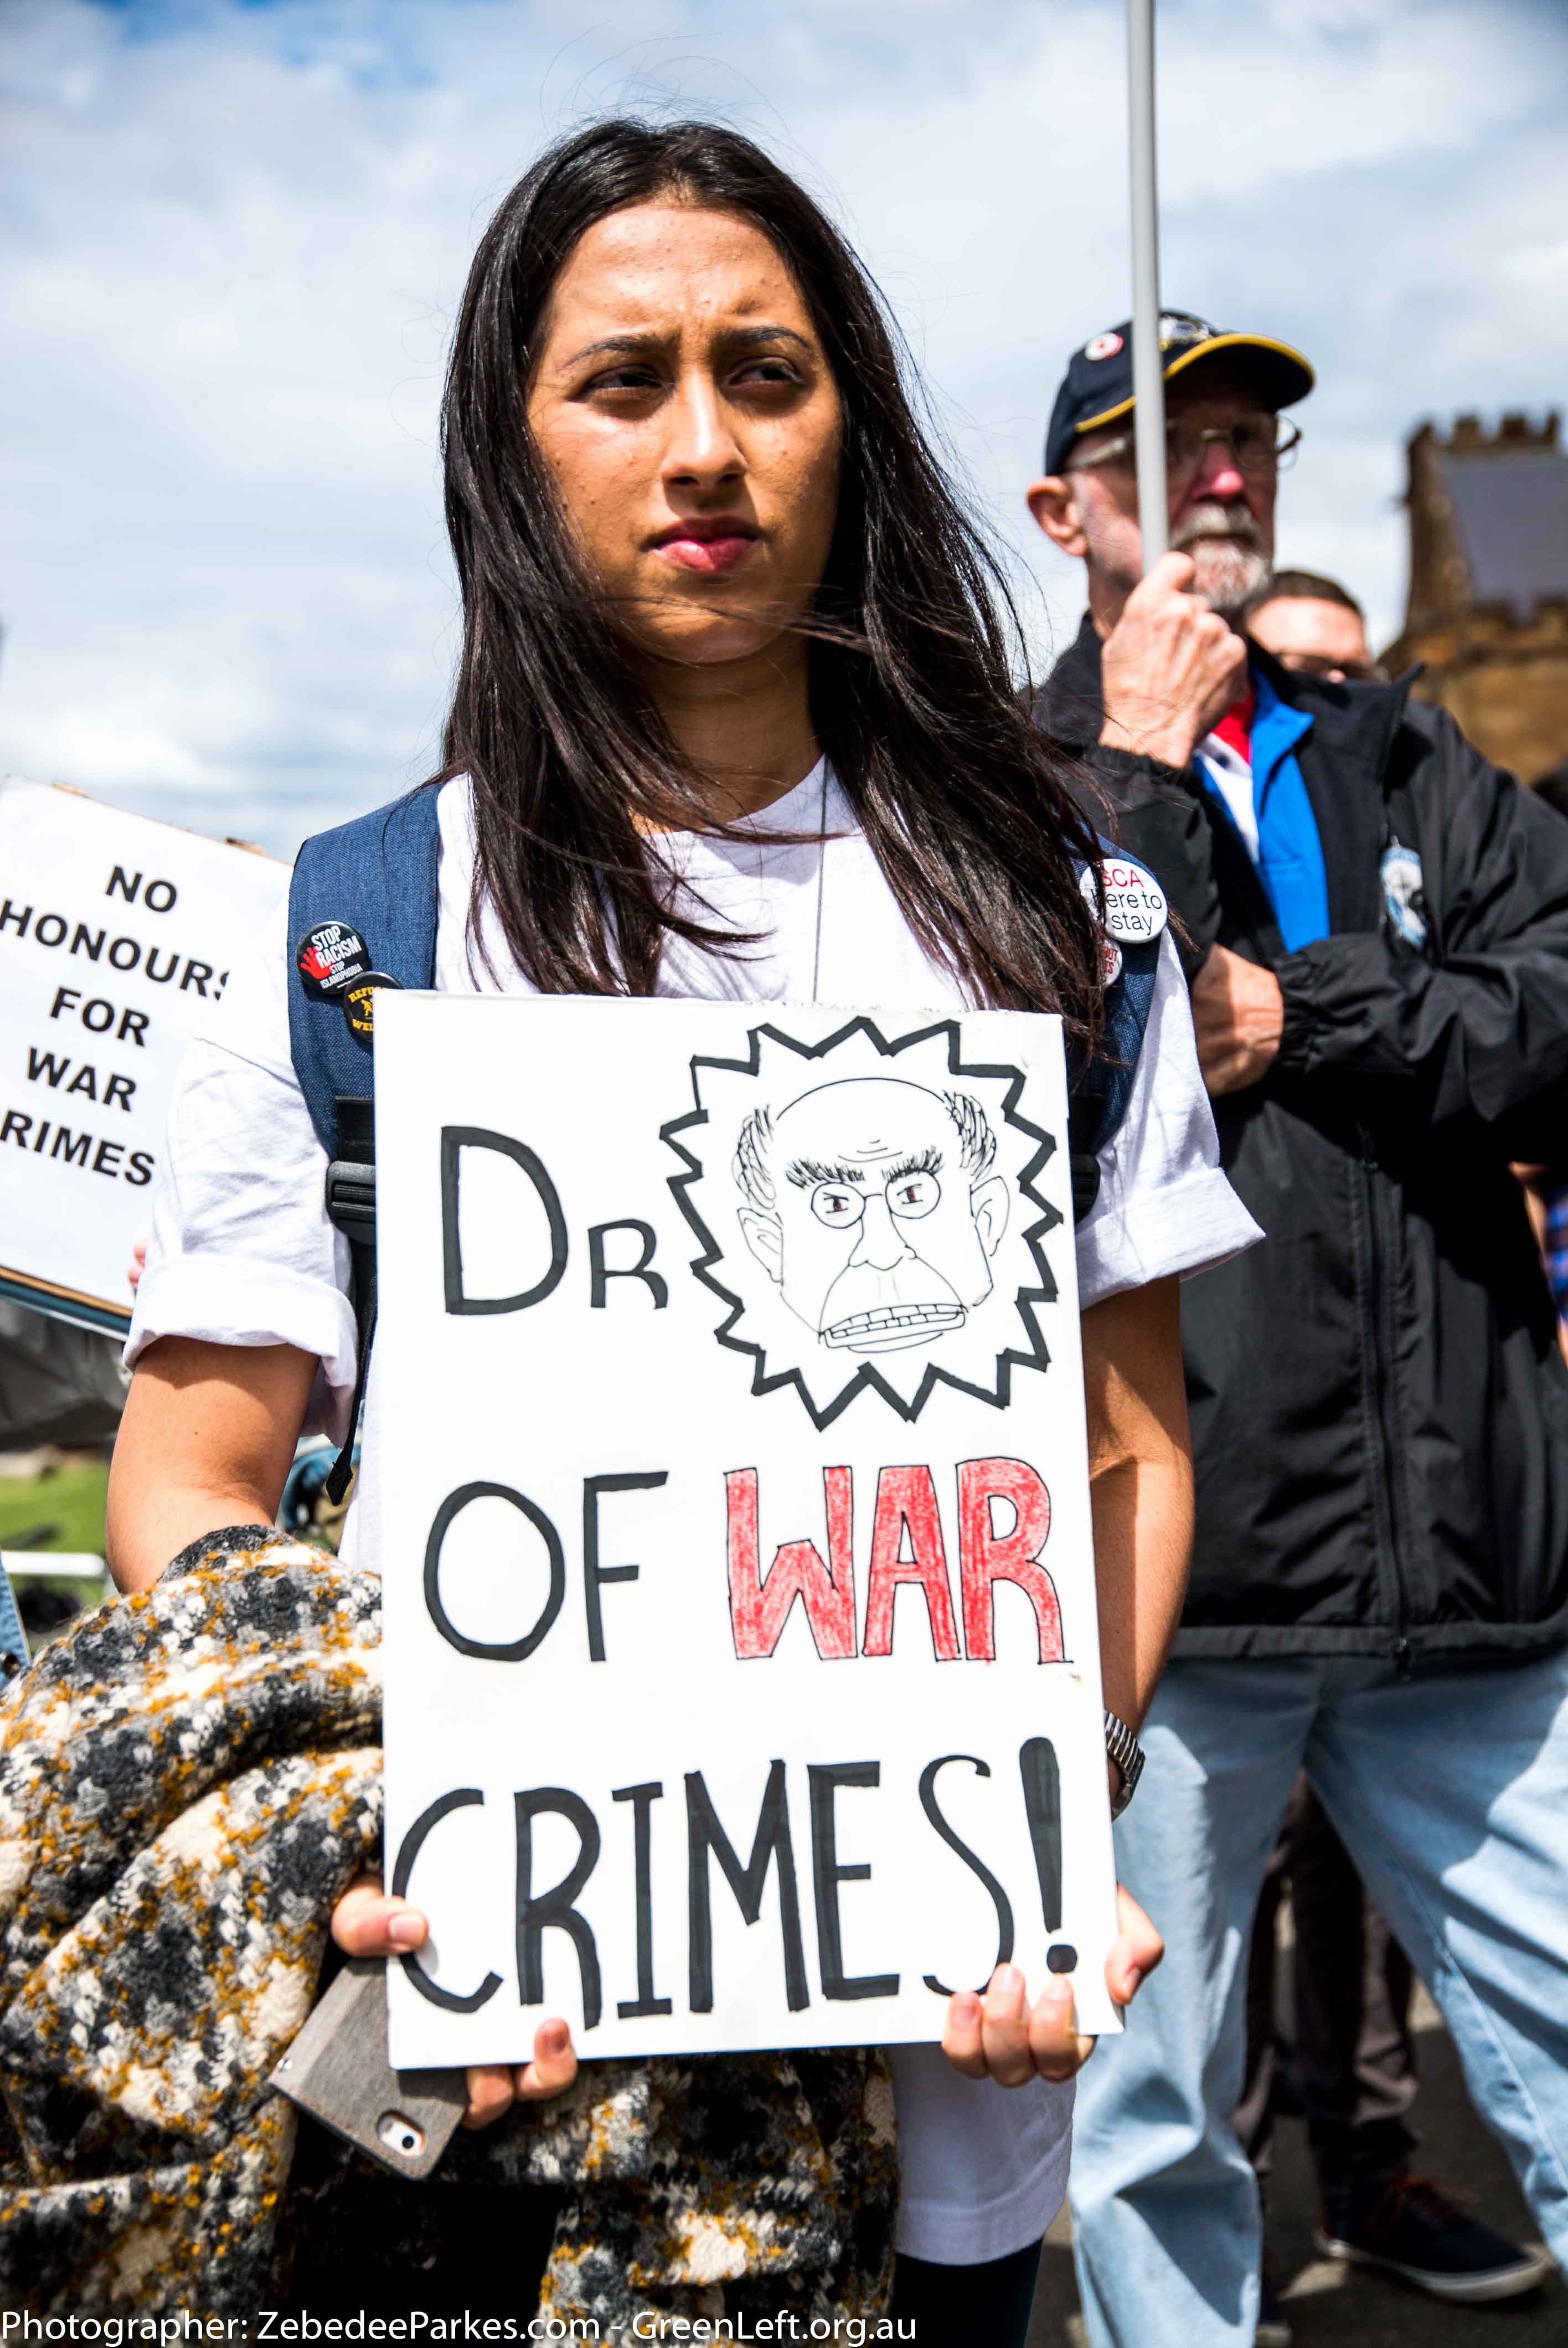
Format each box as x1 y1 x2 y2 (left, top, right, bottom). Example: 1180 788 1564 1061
4 0 1566 855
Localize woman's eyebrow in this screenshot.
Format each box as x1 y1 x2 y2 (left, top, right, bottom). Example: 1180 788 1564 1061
561 328 669 367
723 324 814 353
561 323 815 368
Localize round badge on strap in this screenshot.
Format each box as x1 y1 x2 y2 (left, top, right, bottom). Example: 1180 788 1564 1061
1080 857 1168 948
342 971 401 1051
296 920 371 999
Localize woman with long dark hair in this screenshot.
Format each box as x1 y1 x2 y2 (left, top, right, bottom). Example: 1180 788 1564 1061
109 119 1256 2342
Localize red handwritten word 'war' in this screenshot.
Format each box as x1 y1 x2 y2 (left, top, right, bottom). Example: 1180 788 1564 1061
725 1459 1062 1665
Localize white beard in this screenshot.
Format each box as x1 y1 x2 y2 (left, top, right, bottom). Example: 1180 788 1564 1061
1174 502 1271 617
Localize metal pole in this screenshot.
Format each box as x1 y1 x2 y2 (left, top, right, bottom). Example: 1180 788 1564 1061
1127 0 1168 567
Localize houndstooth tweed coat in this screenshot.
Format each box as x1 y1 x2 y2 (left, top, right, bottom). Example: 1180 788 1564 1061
0 1529 896 2324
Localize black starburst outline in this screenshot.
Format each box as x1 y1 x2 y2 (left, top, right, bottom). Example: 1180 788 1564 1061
661 1016 1064 1430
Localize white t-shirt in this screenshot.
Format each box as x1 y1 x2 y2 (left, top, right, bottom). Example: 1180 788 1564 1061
1194 729 1260 859
129 764 1259 2268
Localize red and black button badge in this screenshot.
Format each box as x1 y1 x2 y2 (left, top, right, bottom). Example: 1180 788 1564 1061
296 921 371 999
341 972 401 1051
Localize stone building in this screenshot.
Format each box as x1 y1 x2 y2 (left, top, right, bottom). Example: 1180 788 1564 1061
1382 412 1568 782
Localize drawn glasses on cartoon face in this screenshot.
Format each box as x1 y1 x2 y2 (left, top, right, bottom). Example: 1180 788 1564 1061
734 1077 1010 1354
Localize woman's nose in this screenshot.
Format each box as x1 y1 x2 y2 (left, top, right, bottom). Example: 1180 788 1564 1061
662 372 744 489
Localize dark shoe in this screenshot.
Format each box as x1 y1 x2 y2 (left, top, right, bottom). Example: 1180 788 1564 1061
1315 2174 1554 2304
1256 2264 1293 2347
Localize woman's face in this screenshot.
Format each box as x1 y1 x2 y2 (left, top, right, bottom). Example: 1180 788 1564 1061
527 198 844 670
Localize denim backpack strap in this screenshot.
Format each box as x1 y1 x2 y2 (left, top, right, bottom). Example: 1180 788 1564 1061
285 785 442 1500
1067 842 1162 1222
285 786 443 1160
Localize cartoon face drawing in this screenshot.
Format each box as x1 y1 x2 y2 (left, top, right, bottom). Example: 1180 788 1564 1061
734 1077 1009 1354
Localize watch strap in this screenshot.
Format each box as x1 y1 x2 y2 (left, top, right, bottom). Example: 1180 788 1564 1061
1104 1708 1146 1819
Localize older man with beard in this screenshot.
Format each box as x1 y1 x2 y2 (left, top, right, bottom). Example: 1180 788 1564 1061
1027 315 1568 2347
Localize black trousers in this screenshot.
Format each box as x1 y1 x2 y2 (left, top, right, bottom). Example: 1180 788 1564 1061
1237 1771 1419 2195
890 2241 1044 2346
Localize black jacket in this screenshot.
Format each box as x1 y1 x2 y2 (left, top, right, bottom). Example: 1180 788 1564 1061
1039 614 1568 1660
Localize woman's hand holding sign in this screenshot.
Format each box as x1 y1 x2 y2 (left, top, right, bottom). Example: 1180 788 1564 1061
332 1875 579 2126
333 1870 1158 2113
941 1886 1163 2085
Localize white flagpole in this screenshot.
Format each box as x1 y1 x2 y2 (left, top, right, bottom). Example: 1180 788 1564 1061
1127 0 1168 567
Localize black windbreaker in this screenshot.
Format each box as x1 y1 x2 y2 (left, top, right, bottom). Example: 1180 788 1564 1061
1038 615 1568 1661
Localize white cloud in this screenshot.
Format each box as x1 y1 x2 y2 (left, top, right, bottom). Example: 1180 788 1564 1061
2 0 1566 851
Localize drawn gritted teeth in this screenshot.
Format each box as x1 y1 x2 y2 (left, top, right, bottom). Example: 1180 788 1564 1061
824 1303 963 1339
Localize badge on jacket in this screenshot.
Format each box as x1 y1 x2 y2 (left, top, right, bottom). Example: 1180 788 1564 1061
296 921 371 998
342 971 401 1049
1379 840 1428 949
1080 858 1168 980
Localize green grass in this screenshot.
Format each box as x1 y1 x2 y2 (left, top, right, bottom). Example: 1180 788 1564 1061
0 1460 110 1557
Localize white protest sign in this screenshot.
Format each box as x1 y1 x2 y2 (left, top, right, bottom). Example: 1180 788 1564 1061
374 995 1121 2067
0 777 288 1333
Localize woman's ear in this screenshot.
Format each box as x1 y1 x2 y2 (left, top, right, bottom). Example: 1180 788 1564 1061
1027 475 1088 562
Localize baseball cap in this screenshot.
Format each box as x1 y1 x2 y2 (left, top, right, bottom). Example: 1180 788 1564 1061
1044 310 1314 476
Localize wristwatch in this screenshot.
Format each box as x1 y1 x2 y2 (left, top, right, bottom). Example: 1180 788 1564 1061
1103 1709 1146 1820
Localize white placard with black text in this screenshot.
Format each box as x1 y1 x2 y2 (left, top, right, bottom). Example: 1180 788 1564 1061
0 779 289 1333
374 994 1120 2066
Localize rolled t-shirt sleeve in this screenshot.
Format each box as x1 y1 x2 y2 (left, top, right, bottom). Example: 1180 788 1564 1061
126 895 357 1433
1076 930 1262 1307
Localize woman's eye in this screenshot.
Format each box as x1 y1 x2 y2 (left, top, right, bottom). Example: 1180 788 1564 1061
888 1171 940 1219
733 358 802 388
812 1185 864 1228
584 367 663 395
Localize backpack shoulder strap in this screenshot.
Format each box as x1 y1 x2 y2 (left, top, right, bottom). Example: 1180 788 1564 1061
286 785 443 1160
1067 843 1163 1222
285 785 442 1501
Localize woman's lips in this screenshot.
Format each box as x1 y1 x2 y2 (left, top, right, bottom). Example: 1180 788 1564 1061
652 527 759 576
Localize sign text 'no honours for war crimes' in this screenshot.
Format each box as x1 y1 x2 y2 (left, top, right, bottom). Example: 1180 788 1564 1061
0 777 288 1333
374 995 1121 2067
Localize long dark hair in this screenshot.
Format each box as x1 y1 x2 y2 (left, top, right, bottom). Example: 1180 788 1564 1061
439 117 1105 1037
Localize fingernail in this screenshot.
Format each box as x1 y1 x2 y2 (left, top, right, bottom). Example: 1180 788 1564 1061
993 1964 1024 2002
1043 1980 1072 2006
951 1992 981 2026
540 2021 568 2057
386 1910 422 1949
1123 1967 1143 2000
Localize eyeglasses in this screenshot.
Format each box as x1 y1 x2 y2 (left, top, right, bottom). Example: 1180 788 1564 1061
1267 648 1387 685
1070 413 1302 483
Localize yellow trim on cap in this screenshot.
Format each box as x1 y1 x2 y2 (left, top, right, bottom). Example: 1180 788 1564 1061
1074 333 1315 440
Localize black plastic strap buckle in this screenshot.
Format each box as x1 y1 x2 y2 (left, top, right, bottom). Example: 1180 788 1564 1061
325 1159 376 1242
1069 1150 1102 1224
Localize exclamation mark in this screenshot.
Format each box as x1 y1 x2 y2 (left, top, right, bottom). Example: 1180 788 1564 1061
1019 1736 1077 1974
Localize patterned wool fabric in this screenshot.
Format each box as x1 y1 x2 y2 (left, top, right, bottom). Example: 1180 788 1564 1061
0 1531 896 2324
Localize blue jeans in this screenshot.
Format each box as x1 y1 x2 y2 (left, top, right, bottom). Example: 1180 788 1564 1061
1069 1649 1568 2347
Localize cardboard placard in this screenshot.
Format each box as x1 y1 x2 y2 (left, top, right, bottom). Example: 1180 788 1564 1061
375 995 1120 2066
0 778 288 1333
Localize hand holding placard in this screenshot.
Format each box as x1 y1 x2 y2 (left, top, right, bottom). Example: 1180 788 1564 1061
374 997 1125 2067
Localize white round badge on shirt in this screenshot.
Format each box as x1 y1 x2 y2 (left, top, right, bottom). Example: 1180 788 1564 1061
1080 857 1168 952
